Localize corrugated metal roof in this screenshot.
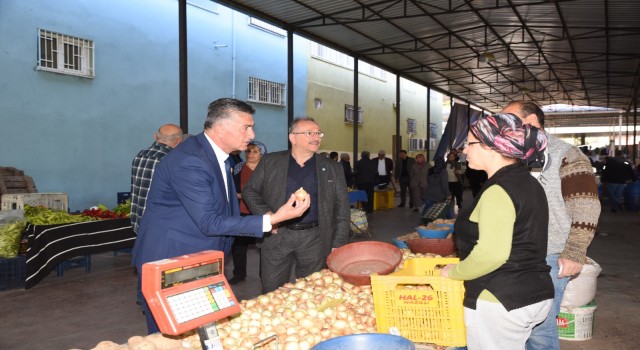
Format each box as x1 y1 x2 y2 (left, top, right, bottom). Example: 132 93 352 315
216 0 640 115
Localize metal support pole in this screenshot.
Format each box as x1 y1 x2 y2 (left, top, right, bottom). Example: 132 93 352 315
353 59 359 162
287 30 294 149
178 0 188 133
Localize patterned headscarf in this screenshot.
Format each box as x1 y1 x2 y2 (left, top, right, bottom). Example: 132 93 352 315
233 140 267 174
470 113 547 165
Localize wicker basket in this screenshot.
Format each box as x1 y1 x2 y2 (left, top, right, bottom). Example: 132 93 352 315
405 237 456 256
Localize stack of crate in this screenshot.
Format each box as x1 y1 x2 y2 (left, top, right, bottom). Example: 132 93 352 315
0 167 35 290
0 167 37 195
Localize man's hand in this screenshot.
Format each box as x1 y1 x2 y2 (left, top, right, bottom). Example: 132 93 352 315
558 258 583 278
270 193 311 225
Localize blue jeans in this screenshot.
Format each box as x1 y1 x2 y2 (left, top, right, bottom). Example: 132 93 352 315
606 183 625 211
526 255 569 350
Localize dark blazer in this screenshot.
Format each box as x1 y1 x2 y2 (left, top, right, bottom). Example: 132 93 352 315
341 160 354 187
132 132 263 271
379 157 394 176
242 151 350 258
354 158 378 185
394 157 416 180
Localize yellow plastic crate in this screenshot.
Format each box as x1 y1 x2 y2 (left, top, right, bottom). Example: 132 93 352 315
373 189 394 210
371 257 466 347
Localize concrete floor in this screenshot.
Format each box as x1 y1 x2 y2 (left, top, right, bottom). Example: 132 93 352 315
1 189 638 350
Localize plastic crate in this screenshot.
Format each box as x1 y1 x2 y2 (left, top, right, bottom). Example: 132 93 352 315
1 193 68 211
373 189 394 210
371 257 466 347
0 255 27 290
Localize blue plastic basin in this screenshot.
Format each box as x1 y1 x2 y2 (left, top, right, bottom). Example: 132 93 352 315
392 238 409 249
416 226 450 239
312 334 415 350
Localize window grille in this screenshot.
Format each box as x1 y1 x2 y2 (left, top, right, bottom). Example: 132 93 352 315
248 77 286 106
37 29 94 78
344 104 364 125
249 17 287 37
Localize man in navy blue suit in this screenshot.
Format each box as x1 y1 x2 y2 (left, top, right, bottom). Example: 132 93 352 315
132 98 310 334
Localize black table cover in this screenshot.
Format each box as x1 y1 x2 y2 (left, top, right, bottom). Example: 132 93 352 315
24 218 135 289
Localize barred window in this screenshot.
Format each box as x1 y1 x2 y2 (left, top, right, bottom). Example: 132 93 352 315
248 77 286 106
344 104 364 125
37 29 94 78
310 42 354 69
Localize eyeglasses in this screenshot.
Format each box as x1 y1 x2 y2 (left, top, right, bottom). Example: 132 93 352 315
290 131 325 138
464 141 481 148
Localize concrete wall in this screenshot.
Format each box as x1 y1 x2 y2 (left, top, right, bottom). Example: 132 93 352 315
0 0 306 210
306 54 444 162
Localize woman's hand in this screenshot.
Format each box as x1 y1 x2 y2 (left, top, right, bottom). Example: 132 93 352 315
439 264 456 278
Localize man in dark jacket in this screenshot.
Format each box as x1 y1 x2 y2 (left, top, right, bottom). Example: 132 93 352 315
340 153 354 188
355 151 378 213
602 149 637 212
393 150 416 208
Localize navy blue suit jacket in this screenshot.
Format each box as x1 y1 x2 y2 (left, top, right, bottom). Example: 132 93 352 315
132 132 263 271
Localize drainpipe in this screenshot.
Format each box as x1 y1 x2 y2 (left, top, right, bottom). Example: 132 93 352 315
231 12 236 98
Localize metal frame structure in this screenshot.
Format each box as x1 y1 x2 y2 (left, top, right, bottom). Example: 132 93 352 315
214 0 640 117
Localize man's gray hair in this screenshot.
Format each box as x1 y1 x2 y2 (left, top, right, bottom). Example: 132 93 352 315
288 116 317 133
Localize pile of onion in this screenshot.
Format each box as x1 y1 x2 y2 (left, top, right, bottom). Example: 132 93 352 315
215 269 376 350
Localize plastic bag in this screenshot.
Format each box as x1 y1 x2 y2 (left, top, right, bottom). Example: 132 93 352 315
561 257 602 309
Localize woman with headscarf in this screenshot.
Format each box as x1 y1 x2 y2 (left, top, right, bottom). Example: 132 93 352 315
440 113 552 349
420 155 451 218
228 140 267 284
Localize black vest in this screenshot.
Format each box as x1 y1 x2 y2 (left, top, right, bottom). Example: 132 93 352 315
455 163 553 311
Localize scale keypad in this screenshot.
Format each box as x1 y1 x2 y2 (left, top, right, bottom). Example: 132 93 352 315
166 282 235 324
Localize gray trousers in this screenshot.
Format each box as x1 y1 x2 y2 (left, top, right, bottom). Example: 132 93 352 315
259 226 324 294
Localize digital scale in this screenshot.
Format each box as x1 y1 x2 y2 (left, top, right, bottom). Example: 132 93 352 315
142 250 241 349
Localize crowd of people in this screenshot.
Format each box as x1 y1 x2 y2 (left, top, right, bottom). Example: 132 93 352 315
128 97 620 348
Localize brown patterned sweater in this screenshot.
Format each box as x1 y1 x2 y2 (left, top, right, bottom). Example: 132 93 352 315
537 135 600 263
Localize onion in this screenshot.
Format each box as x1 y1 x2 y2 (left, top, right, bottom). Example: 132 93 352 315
283 341 299 350
294 279 307 289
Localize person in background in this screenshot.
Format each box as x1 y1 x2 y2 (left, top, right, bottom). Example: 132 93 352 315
457 146 467 188
409 154 429 212
130 123 183 234
446 152 464 212
329 151 339 162
440 113 553 350
501 100 600 350
228 140 268 285
319 151 330 158
394 150 416 208
340 153 354 188
132 98 310 334
601 149 637 212
376 149 394 188
243 117 350 294
355 150 378 213
420 156 451 218
228 149 243 168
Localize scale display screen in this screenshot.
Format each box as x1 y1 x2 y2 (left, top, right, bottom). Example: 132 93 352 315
142 250 241 335
162 259 220 288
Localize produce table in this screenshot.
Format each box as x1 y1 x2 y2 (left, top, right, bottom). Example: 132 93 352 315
24 218 135 289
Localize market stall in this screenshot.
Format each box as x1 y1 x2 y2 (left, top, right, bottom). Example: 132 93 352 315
25 218 135 289
89 241 465 350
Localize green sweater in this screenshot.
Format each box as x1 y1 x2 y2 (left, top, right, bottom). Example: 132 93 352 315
449 185 515 303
